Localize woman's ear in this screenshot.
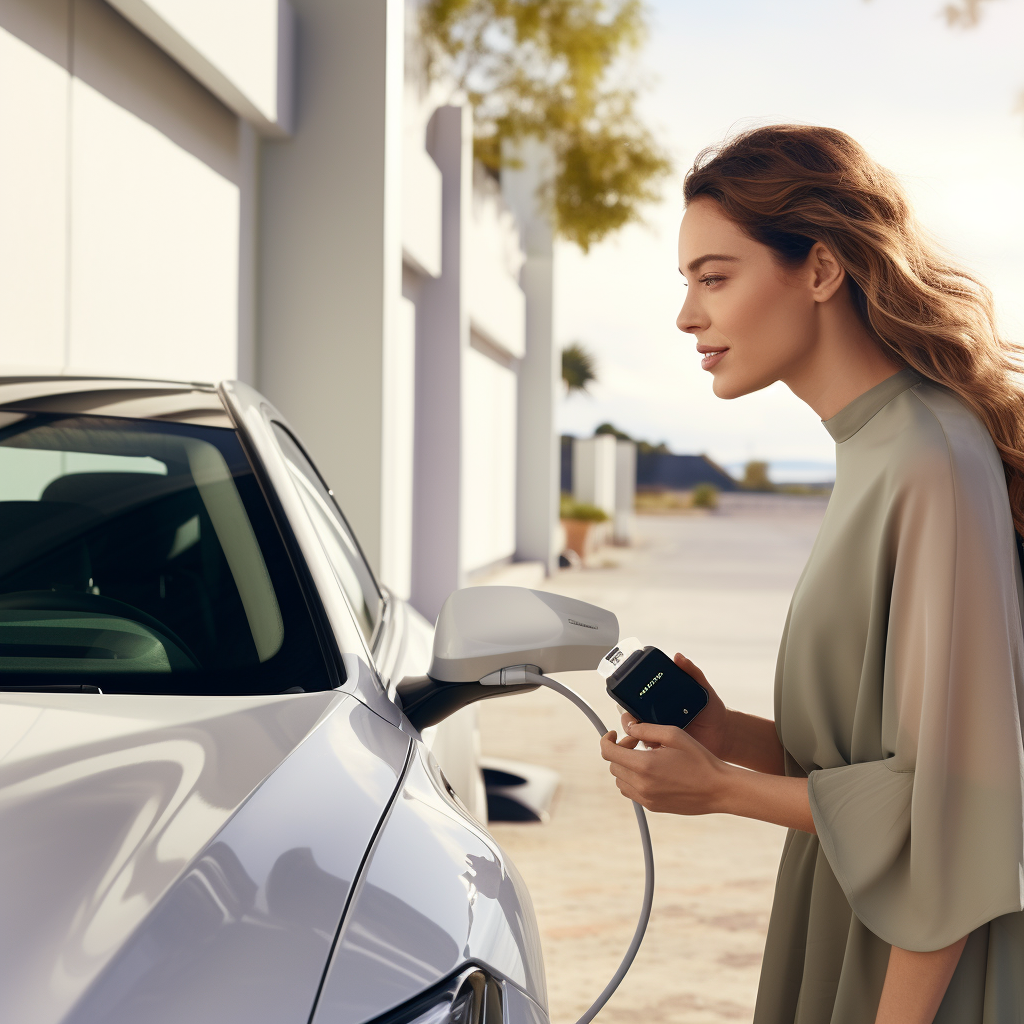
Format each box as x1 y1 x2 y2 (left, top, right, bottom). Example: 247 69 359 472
808 242 846 302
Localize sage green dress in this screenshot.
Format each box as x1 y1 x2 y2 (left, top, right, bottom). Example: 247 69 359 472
754 370 1024 1024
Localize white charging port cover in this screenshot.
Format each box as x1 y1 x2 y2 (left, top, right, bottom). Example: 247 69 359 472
597 637 644 679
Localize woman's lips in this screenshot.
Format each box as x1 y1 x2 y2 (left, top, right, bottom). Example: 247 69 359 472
699 348 728 371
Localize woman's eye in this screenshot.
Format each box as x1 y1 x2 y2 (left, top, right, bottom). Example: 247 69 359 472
700 275 725 287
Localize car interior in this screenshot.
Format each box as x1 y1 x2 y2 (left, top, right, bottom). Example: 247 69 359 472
0 410 327 691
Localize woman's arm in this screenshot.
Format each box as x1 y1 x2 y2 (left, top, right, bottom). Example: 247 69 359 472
600 719 815 832
715 710 787 776
601 724 967 1022
649 655 786 775
875 940 967 1024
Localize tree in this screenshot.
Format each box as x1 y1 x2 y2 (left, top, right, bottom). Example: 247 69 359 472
741 460 775 492
594 421 668 453
937 0 1023 108
561 342 597 394
594 421 631 440
420 0 672 252
942 0 998 27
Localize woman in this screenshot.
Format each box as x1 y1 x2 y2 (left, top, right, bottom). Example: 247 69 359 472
600 124 1024 1024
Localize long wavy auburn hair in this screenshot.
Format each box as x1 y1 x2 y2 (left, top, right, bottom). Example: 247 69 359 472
683 124 1024 535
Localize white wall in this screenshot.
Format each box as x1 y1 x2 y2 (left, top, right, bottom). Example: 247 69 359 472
460 338 518 573
413 105 528 591
573 434 617 516
68 78 239 380
412 104 469 619
401 77 442 278
105 0 294 134
502 139 560 572
380 295 417 598
614 439 636 544
0 0 244 385
467 166 525 358
260 0 405 577
0 22 68 374
0 0 554 608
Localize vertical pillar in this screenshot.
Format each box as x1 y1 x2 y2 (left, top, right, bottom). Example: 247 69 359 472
236 120 259 385
573 434 617 516
410 104 472 621
614 439 636 544
502 141 559 574
257 0 404 576
379 294 416 598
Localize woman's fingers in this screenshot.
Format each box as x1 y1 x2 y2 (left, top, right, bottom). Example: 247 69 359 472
624 720 685 748
607 760 638 783
674 652 711 689
615 778 647 805
615 712 641 747
609 759 656 807
600 733 655 769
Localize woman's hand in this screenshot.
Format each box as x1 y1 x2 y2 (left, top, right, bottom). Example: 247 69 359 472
601 720 816 832
671 654 733 757
615 653 786 775
601 720 733 815
614 655 731 757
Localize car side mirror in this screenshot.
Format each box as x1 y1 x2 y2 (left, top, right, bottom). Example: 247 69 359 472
397 587 618 730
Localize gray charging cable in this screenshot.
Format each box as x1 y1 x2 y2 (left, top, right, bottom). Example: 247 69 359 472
480 665 655 1024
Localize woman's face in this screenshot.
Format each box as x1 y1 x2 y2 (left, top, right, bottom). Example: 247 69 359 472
676 199 820 399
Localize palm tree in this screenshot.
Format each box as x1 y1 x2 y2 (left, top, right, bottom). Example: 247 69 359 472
562 342 597 395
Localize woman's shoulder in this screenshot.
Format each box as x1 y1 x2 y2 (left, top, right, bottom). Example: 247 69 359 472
865 379 1006 506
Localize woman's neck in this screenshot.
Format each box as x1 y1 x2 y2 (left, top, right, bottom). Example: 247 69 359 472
783 300 902 421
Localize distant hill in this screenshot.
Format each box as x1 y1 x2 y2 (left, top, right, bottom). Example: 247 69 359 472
636 452 738 491
561 435 738 492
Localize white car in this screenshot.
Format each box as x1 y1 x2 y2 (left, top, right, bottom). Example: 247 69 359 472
0 376 545 1024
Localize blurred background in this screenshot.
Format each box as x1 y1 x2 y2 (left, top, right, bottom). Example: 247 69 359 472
1 1 1021 1020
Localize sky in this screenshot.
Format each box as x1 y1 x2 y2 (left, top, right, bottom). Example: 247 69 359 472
553 0 1024 481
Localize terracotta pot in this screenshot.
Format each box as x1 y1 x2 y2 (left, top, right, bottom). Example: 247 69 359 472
561 518 590 558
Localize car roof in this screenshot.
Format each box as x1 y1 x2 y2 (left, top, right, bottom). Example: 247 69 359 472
0 376 234 429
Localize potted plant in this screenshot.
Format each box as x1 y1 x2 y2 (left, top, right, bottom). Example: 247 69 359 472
559 495 611 561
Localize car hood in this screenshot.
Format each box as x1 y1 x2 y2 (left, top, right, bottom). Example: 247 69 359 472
0 689 359 1024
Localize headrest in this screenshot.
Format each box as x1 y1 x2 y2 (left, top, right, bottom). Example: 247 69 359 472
0 501 96 584
41 472 185 515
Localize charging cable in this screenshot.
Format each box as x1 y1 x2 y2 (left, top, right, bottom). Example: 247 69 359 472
480 665 655 1024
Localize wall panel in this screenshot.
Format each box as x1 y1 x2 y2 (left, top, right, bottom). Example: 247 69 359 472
0 15 69 372
67 78 239 381
461 341 517 573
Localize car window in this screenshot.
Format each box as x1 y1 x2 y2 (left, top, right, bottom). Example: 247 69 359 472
0 410 331 694
271 423 384 645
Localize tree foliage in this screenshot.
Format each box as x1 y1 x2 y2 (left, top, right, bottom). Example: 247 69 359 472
741 460 775 493
421 0 672 251
561 341 597 393
938 0 1023 109
594 421 668 454
942 0 999 27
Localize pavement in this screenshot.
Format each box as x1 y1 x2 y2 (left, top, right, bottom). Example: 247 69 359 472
479 494 829 1024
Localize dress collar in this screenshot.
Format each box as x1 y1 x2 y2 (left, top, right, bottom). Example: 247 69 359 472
823 368 921 443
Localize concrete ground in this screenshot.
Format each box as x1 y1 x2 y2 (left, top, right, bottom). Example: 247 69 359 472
479 494 829 1024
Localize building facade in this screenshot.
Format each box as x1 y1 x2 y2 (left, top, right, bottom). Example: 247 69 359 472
0 0 560 621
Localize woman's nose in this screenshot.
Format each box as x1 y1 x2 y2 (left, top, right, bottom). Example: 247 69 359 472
677 294 708 335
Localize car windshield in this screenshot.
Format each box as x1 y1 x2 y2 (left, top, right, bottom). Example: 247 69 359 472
0 410 332 694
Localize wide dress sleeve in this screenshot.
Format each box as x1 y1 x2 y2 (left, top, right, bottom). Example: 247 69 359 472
808 392 1024 951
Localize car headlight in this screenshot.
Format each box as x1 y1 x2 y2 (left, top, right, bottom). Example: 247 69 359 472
366 967 503 1024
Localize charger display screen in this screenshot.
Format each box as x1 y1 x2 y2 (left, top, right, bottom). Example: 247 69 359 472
606 647 709 730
